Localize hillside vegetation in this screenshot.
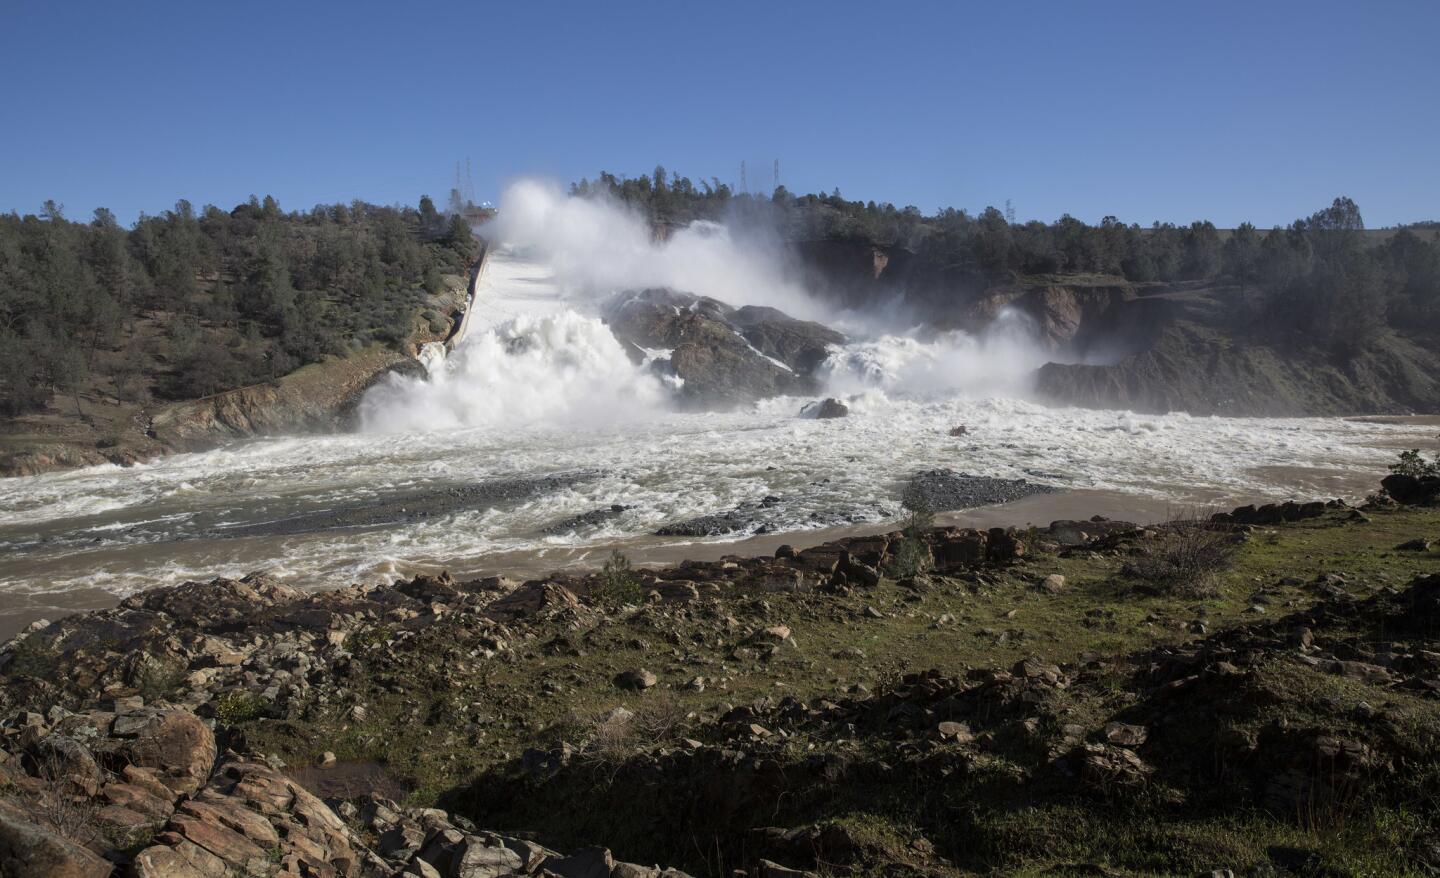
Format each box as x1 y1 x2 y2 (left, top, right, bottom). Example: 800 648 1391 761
583 169 1440 368
0 196 475 418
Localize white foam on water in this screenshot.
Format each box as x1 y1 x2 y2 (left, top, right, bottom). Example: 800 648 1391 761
0 206 1434 606
820 309 1046 399
0 392 1428 604
358 309 669 433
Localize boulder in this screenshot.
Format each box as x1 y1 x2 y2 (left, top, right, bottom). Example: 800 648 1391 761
987 528 1027 564
485 581 579 621
542 845 614 878
604 288 842 407
800 398 849 419
0 801 111 878
1212 500 1327 525
614 670 658 691
96 706 216 796
933 530 987 571
1382 473 1440 506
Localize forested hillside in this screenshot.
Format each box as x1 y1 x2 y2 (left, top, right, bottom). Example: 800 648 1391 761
0 196 475 418
577 170 1440 357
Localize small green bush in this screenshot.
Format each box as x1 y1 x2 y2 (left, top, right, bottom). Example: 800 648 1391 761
591 549 644 606
1390 442 1439 478
213 690 265 725
885 502 935 580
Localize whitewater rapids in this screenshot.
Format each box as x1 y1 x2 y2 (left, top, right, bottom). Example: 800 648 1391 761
0 244 1434 630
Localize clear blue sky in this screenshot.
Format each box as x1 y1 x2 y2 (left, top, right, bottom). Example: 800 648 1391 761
3 0 1436 228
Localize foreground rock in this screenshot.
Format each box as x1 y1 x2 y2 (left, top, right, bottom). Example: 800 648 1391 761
3 495 1438 875
0 799 111 878
0 697 706 877
1383 473 1440 506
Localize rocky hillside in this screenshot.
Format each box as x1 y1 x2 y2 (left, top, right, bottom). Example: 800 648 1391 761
3 478 1438 876
1028 286 1440 416
789 226 1440 418
604 288 844 407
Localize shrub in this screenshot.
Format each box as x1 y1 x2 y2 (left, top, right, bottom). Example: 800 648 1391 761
554 695 690 782
591 549 644 606
1390 443 1439 478
885 501 935 580
212 690 265 725
12 745 103 846
1125 511 1237 595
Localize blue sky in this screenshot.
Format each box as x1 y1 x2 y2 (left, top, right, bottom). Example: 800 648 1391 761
2 0 1436 227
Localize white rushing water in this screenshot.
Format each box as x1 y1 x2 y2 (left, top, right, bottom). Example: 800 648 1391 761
0 205 1434 618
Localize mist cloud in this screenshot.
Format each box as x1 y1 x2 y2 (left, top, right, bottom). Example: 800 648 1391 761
486 179 828 321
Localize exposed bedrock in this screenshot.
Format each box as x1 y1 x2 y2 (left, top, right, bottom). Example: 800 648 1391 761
603 288 845 407
1035 322 1440 416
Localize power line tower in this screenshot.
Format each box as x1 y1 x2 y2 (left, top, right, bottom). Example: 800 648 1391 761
450 162 465 214
465 158 475 207
1005 199 1016 224
773 159 780 192
740 160 747 194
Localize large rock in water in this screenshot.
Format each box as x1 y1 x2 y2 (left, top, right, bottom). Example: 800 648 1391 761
604 288 844 407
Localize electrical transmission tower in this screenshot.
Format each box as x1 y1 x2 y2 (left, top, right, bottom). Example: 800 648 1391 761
450 159 478 214
450 162 465 214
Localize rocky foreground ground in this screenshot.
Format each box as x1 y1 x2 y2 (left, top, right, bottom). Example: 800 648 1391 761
1 477 1439 877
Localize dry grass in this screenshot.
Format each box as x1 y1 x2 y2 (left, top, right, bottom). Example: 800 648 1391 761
14 745 105 846
546 694 691 783
1124 509 1239 596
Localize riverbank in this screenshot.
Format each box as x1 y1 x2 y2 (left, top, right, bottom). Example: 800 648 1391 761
3 482 1438 876
0 485 1359 642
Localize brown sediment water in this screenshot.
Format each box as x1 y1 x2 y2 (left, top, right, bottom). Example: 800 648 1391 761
0 489 1173 640
0 470 1396 644
3 409 1432 642
0 586 122 644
